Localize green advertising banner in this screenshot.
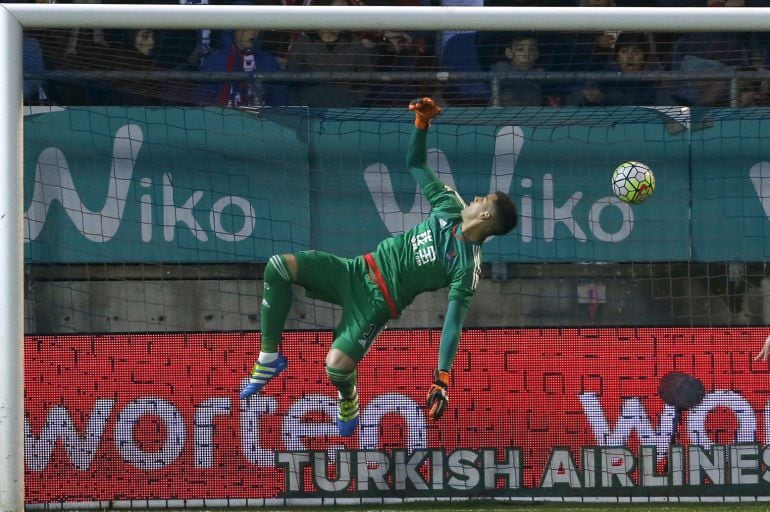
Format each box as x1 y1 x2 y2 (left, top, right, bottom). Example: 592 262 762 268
24 107 310 262
690 115 770 261
22 106 769 264
313 108 691 262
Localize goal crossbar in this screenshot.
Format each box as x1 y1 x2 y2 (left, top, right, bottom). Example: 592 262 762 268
4 5 770 32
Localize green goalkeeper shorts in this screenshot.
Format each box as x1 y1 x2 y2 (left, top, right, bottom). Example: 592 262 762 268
294 250 391 363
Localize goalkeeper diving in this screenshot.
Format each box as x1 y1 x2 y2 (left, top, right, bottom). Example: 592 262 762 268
240 97 519 436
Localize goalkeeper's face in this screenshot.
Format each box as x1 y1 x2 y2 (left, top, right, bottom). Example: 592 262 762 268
468 191 518 237
463 193 498 221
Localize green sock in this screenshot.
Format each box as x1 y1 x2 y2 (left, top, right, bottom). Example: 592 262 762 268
260 255 293 353
326 366 358 400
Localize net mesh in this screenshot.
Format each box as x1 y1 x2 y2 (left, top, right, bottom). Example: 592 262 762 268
19 5 770 507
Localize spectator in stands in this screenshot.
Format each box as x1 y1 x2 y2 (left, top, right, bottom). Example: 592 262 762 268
582 0 621 62
179 0 214 68
477 1 549 72
489 32 544 106
440 31 490 106
548 0 619 73
39 5 116 105
151 28 200 71
439 0 483 57
24 35 47 105
565 32 666 106
101 29 176 106
192 28 288 107
734 65 767 106
436 0 502 105
542 0 626 101
606 32 667 105
668 0 752 106
365 29 438 106
285 0 374 107
63 0 109 58
214 0 294 71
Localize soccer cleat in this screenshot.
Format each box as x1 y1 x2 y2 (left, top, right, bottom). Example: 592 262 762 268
336 388 359 437
239 353 288 399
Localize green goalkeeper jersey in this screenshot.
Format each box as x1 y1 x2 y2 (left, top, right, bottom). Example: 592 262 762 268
369 127 481 315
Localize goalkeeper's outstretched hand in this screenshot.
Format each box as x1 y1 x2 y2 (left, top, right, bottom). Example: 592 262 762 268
409 97 441 130
426 369 451 421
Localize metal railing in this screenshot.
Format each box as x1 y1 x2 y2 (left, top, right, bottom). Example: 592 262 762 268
28 68 770 107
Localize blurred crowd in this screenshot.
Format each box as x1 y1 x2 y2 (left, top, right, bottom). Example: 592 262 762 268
19 0 770 108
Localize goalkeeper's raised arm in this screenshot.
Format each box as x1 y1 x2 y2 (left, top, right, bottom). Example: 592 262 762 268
406 97 443 194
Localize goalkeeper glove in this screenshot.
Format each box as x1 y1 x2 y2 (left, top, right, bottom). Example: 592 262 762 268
426 369 451 421
409 97 441 130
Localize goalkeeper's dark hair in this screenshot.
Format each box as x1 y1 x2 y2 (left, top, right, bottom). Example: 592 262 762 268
489 191 518 236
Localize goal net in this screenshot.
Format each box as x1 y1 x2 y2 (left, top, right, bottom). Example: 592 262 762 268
12 4 770 509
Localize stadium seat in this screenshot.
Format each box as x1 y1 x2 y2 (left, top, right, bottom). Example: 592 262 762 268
439 32 490 106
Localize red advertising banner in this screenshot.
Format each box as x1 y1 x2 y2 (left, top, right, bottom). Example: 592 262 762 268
24 328 770 504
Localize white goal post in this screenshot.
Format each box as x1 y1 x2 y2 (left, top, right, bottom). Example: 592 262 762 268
3 4 770 511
